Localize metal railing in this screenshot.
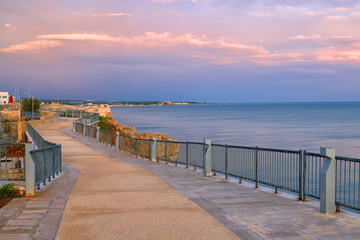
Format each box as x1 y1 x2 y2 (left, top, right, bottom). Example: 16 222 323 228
27 123 56 148
335 156 360 211
21 111 40 119
58 110 85 118
74 117 360 212
0 142 25 181
27 123 62 189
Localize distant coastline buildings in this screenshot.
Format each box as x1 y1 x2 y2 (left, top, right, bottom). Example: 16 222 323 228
0 92 14 105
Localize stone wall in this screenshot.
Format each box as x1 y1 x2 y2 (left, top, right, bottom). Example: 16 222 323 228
0 110 21 122
0 104 19 111
40 104 110 117
0 111 59 142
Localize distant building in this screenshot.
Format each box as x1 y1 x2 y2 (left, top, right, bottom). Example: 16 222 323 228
9 96 14 104
0 92 9 104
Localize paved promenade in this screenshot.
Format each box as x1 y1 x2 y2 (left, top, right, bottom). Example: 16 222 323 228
42 121 239 240
1 120 360 239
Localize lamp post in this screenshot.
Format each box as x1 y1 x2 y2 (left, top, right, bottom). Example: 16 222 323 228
24 92 35 119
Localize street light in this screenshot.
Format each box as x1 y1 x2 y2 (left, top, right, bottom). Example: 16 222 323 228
24 92 35 119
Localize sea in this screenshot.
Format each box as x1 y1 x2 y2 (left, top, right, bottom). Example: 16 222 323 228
111 102 360 158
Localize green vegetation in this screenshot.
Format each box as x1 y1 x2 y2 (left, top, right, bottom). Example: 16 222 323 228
0 183 20 200
22 97 40 112
98 116 117 132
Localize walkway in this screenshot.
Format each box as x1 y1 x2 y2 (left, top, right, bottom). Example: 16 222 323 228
0 162 78 240
42 121 239 240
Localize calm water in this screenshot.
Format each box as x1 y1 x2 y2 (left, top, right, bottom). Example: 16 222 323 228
111 102 360 158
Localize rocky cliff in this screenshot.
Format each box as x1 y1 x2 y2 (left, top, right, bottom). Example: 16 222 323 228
99 112 179 161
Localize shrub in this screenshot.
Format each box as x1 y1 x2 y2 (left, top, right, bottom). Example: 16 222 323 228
21 97 40 112
0 183 20 199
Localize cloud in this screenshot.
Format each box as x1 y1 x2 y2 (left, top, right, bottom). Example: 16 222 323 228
106 13 133 17
324 15 347 20
4 23 17 31
0 40 62 53
152 0 198 2
38 33 120 41
4 23 14 28
327 7 349 12
288 34 322 40
315 47 360 62
69 12 133 17
350 12 360 17
37 32 268 56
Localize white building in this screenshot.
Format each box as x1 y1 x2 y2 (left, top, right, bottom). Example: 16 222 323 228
0 92 9 104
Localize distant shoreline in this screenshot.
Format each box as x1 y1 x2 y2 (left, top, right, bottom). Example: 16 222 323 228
110 102 211 107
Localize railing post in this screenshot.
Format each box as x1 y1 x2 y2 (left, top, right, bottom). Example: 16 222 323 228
65 110 68 118
135 139 138 157
320 147 336 214
96 127 100 142
80 111 82 118
73 122 76 132
203 139 212 177
115 132 120 151
83 123 86 136
43 150 47 185
25 143 36 197
150 137 157 162
298 150 303 201
303 151 307 202
186 142 189 168
255 146 259 188
225 145 228 180
165 141 168 164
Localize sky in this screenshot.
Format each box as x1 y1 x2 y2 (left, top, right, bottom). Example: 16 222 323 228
0 0 359 102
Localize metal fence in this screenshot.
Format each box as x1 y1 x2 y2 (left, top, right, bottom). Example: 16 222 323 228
27 123 62 188
21 111 41 119
74 119 360 212
27 123 56 148
58 110 85 118
30 145 62 188
0 142 25 181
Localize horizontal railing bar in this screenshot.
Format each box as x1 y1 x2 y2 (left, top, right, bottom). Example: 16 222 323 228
335 156 360 163
305 152 331 159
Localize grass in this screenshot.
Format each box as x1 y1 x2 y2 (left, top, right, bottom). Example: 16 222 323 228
0 183 21 208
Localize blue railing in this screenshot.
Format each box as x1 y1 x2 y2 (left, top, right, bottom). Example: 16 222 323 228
27 123 62 188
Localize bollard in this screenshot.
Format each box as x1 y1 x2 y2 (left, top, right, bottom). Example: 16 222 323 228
203 139 212 176
83 124 86 136
320 147 336 214
73 122 75 132
25 143 36 196
150 137 157 162
96 127 100 142
115 132 120 151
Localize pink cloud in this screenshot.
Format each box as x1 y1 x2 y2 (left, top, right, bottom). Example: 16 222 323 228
288 34 322 40
38 33 120 41
324 15 347 20
315 44 360 63
0 40 62 53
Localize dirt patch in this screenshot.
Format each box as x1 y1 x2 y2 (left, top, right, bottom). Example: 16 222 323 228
0 197 14 208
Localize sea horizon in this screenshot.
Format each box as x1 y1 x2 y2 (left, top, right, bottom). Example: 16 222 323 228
111 101 360 158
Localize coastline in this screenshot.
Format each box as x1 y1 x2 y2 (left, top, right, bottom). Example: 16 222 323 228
109 102 211 107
